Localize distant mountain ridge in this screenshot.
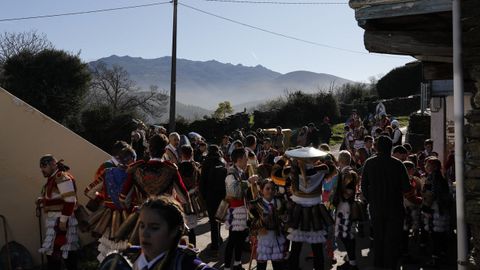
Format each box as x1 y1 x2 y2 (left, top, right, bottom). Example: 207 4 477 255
89 55 353 116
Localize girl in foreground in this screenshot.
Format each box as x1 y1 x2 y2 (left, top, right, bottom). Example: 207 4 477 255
134 196 215 270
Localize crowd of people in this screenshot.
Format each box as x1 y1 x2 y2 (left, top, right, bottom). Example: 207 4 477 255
35 110 457 270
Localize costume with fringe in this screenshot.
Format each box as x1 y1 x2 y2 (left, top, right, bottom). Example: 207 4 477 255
178 160 205 229
85 165 131 262
250 197 287 262
287 166 331 244
117 158 189 245
224 166 249 231
421 172 452 233
39 170 79 259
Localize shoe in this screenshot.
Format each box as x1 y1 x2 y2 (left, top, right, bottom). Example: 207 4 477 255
336 263 350 270
424 256 439 268
337 263 357 270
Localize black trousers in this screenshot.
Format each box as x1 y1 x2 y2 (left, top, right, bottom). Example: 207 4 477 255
371 217 403 270
288 241 324 270
207 205 222 250
257 260 284 270
188 229 196 246
432 231 448 257
339 236 356 263
224 229 248 268
46 251 77 270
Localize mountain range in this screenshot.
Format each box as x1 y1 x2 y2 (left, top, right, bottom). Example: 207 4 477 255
89 55 353 120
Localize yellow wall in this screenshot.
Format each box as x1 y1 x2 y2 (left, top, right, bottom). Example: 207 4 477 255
0 87 109 264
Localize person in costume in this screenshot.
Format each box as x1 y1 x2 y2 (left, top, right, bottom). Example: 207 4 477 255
37 155 79 270
85 140 130 202
177 145 203 246
132 196 215 270
421 157 453 266
401 161 423 258
223 148 258 270
118 134 189 246
249 179 287 270
333 169 360 270
285 147 332 270
85 146 137 262
164 132 181 165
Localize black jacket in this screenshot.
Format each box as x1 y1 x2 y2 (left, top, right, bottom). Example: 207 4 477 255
200 155 227 208
361 154 411 221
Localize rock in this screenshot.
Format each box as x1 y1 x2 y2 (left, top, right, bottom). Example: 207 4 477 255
466 178 480 193
466 168 480 178
466 109 480 123
466 199 480 224
466 124 480 139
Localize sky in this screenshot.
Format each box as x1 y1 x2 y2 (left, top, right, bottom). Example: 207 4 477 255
0 0 413 82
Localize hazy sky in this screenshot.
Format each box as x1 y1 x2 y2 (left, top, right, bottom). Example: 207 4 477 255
0 0 413 82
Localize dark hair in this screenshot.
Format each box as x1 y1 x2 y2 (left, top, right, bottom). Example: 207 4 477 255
408 154 418 165
231 148 246 163
39 154 56 166
424 139 433 146
392 145 408 155
141 196 185 270
258 178 274 192
376 135 393 155
149 134 169 158
180 145 193 159
263 137 272 143
207 144 220 156
233 140 243 148
118 146 136 163
403 143 412 152
364 136 373 143
426 157 442 171
112 140 129 156
245 135 256 148
403 161 415 170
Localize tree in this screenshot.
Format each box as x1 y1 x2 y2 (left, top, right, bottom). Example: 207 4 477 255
0 30 53 65
80 105 138 152
377 62 422 99
1 49 90 125
213 101 233 119
335 82 373 104
89 62 167 118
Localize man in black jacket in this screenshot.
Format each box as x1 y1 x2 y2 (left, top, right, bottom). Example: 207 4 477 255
200 145 227 254
361 136 411 269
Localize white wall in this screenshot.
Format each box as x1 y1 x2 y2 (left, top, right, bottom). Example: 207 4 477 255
430 94 471 163
0 88 109 265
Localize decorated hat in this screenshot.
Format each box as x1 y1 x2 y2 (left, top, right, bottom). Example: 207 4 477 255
285 147 328 159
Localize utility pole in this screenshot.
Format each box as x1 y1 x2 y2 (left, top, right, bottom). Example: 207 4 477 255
169 0 178 132
453 0 467 268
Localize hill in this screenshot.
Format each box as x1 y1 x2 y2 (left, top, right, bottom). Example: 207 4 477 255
89 55 353 112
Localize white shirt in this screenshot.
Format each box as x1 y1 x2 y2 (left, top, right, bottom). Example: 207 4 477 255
135 252 166 270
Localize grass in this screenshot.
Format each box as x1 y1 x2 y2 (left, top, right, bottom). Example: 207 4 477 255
331 122 346 146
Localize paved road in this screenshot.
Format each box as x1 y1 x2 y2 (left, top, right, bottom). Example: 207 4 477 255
194 214 456 270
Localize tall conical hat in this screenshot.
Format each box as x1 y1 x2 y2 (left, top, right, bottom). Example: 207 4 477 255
285 147 328 159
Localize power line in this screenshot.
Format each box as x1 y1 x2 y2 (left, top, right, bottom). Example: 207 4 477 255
179 2 407 59
0 1 172 23
204 0 347 5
